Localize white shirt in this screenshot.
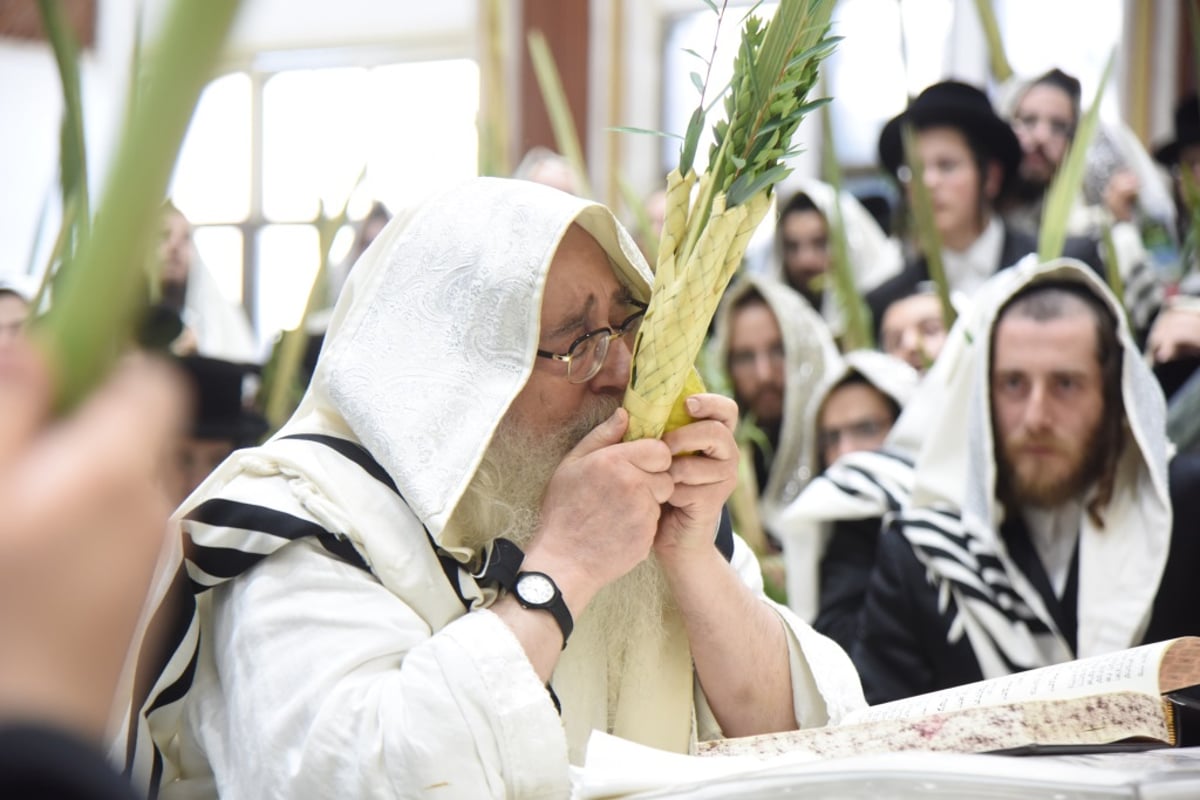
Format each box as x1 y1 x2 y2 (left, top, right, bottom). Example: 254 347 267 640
1023 498 1084 599
942 215 1004 297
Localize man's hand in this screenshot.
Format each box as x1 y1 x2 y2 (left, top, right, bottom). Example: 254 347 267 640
655 393 739 562
1103 169 1139 223
1148 303 1200 363
526 408 674 616
0 345 186 742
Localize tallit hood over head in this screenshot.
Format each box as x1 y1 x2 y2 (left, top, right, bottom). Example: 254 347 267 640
774 350 918 621
888 255 1172 662
285 177 653 542
709 273 840 521
802 349 919 473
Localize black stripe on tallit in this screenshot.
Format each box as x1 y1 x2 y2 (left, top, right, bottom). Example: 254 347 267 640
281 433 472 610
145 640 201 714
185 497 336 546
834 465 903 510
284 432 399 492
901 519 1051 630
124 563 194 776
148 748 163 800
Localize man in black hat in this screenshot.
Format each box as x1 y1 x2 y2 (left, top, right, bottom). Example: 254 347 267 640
867 81 1101 344
1154 95 1200 248
169 355 268 504
1148 94 1200 400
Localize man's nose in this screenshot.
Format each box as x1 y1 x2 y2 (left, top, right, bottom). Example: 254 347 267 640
753 352 777 382
1024 382 1052 431
899 328 922 362
590 334 633 393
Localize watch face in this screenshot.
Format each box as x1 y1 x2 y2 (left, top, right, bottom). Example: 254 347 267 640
516 573 556 605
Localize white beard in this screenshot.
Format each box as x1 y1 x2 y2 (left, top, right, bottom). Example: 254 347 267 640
445 396 674 707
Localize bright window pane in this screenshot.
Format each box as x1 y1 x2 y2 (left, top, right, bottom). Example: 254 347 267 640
365 59 480 212
257 224 320 338
263 67 372 222
192 226 244 305
998 0 1122 116
172 73 252 223
827 0 953 169
661 5 780 172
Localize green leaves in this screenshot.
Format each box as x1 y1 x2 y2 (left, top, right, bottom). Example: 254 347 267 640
707 0 836 207
820 106 873 350
901 123 956 331
37 0 90 270
527 29 594 198
672 0 837 270
34 0 242 411
972 0 1013 82
1038 50 1114 262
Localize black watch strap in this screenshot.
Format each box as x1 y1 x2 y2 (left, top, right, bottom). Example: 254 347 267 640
514 571 574 649
477 538 525 589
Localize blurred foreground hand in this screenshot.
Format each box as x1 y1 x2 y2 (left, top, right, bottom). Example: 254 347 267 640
0 343 186 742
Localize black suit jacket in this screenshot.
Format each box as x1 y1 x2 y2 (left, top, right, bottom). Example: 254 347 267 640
0 725 140 800
850 453 1200 705
866 227 1103 338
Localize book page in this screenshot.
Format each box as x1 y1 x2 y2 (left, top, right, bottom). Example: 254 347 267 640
845 639 1193 726
697 692 1172 759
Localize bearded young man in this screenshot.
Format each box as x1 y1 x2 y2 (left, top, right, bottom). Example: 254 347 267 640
1000 68 1164 336
119 178 864 799
708 274 840 544
850 258 1200 705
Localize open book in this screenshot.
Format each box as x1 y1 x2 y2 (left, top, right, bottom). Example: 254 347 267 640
698 637 1200 760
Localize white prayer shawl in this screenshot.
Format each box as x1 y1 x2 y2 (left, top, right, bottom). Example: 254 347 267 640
117 178 866 799
774 351 919 621
708 274 842 526
765 177 903 335
885 256 1173 680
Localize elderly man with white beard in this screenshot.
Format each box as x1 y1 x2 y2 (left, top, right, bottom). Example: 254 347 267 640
120 178 864 800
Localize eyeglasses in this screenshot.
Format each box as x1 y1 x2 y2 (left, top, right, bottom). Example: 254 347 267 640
1012 113 1074 140
818 417 890 456
536 301 647 383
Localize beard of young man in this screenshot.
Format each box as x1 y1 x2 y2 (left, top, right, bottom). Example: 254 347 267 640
994 410 1108 510
446 392 672 702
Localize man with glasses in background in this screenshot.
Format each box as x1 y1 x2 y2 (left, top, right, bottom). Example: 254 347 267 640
123 178 865 799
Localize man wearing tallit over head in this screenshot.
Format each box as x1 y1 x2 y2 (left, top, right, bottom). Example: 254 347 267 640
851 256 1200 705
119 177 865 799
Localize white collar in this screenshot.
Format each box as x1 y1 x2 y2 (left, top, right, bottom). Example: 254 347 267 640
942 215 1004 296
1022 496 1084 598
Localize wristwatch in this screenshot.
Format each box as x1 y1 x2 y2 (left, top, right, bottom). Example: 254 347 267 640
513 571 573 649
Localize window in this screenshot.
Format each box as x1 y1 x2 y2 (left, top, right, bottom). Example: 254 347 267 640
171 57 480 347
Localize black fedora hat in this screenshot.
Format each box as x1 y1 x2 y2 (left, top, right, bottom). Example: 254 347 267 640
878 81 1021 193
1153 94 1200 165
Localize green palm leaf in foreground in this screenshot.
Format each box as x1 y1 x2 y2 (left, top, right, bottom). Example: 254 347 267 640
1038 50 1114 262
34 0 242 411
901 124 956 331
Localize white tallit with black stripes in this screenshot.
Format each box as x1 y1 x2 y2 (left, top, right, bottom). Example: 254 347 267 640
881 256 1173 680
113 178 866 799
772 349 920 621
114 178 656 797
